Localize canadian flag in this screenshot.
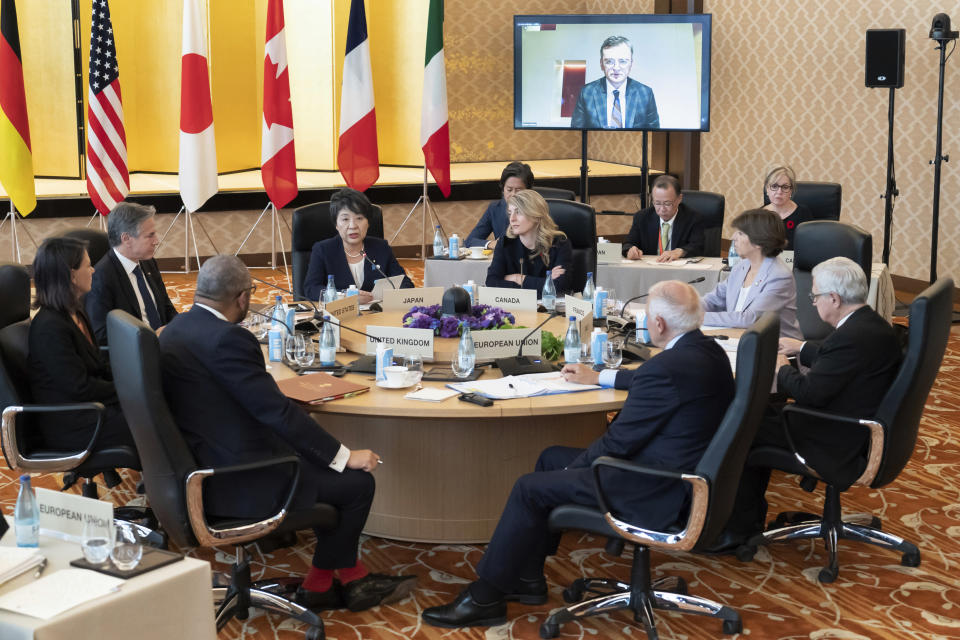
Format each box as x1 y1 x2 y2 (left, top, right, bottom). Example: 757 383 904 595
179 0 218 212
261 0 297 209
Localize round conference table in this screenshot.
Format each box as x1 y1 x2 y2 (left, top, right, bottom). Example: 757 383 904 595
269 311 628 544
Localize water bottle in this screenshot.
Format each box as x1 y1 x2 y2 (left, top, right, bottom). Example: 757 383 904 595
465 280 476 306
592 328 608 367
448 233 459 259
728 239 740 268
456 324 476 377
14 474 39 547
271 295 286 331
542 269 556 311
564 316 580 364
322 275 337 303
593 286 608 320
319 314 337 366
582 271 595 302
433 225 445 257
346 284 359 297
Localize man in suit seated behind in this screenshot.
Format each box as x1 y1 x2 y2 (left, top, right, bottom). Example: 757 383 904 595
421 281 735 628
711 257 903 551
623 174 705 262
570 35 659 130
85 202 178 345
159 255 416 612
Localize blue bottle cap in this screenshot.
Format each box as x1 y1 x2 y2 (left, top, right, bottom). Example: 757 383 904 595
569 315 576 321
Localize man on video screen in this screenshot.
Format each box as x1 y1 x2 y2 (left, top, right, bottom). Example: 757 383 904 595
570 36 660 129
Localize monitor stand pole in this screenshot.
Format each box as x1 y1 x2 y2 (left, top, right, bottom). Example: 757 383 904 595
579 130 589 203
880 86 898 266
640 130 649 209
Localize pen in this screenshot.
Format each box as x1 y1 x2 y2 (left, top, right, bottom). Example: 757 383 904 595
34 558 47 578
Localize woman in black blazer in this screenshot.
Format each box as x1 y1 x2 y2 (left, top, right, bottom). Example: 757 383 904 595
485 190 573 294
28 237 134 451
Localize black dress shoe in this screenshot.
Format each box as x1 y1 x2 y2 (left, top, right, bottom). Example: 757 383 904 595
343 573 417 612
422 589 507 628
294 583 343 611
504 577 547 605
698 529 751 556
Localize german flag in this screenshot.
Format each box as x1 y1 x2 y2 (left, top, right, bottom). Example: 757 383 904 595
0 0 35 215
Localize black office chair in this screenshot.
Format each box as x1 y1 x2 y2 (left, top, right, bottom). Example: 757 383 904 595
0 263 30 330
763 181 842 221
737 279 952 583
681 190 725 257
793 220 872 340
541 312 780 639
63 228 111 266
291 202 384 300
0 320 140 499
107 310 337 639
533 186 576 201
546 199 597 294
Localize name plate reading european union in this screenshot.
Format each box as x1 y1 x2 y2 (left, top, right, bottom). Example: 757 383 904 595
322 296 358 320
382 287 444 312
472 328 541 361
365 326 435 359
597 242 622 264
36 488 114 542
478 287 537 311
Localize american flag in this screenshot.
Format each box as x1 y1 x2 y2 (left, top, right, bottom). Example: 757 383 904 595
86 0 129 215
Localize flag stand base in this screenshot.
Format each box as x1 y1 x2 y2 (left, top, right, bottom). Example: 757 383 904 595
235 202 291 285
158 206 221 274
390 167 446 260
86 210 107 231
0 202 38 264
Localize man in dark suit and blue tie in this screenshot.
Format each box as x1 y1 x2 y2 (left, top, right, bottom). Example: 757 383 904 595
85 202 178 345
570 36 660 129
422 281 734 628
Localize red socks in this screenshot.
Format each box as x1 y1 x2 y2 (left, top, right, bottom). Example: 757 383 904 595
302 561 370 593
337 561 369 585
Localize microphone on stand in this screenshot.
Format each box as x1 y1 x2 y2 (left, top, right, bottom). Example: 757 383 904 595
362 252 397 289
495 310 561 376
248 308 295 334
618 276 706 320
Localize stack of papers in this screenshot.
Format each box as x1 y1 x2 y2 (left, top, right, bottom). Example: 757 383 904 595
0 547 44 586
0 568 123 619
448 372 601 400
405 387 459 402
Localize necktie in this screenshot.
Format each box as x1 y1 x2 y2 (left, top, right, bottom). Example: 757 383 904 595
133 264 162 329
660 222 671 255
612 89 623 128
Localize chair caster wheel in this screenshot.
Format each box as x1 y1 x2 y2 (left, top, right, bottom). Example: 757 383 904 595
673 577 688 596
305 625 324 640
540 621 559 638
901 551 921 567
735 544 756 562
818 567 838 583
870 516 882 529
723 619 742 634
562 581 585 603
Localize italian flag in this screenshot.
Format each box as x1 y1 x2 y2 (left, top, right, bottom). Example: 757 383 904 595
420 0 450 197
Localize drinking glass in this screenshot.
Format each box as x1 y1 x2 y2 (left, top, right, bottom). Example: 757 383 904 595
295 333 315 367
603 339 623 369
284 333 298 364
403 354 423 385
111 523 143 571
604 288 619 316
451 351 475 379
579 343 592 364
244 312 267 341
81 517 112 564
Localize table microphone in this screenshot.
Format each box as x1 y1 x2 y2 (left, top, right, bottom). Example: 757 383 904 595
618 276 706 320
248 308 295 334
362 252 397 289
494 310 560 375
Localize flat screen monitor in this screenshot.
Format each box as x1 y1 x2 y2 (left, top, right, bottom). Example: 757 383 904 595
514 14 711 131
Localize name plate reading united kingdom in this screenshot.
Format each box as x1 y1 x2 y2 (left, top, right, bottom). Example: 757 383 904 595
36 488 114 542
564 295 593 321
365 326 435 359
597 242 622 264
322 296 358 320
382 287 444 312
472 328 542 360
478 287 537 311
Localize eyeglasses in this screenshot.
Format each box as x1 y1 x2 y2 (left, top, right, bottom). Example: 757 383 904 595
602 58 631 68
652 201 676 209
808 291 831 303
768 183 793 192
239 284 257 297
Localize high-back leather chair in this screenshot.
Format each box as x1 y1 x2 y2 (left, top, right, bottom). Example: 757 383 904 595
793 220 872 340
63 228 111 266
107 310 338 637
738 279 953 583
546 199 597 294
0 263 30 330
540 313 780 639
681 190 725 257
763 181 842 221
533 186 576 201
291 202 384 300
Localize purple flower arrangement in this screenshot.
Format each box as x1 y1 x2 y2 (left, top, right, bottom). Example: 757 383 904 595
402 304 517 338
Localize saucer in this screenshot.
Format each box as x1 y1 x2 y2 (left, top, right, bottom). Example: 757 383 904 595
376 379 419 390
466 254 489 260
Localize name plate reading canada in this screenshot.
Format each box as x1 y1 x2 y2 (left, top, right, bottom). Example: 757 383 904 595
365 326 435 359
478 287 537 311
36 488 114 542
597 243 622 264
472 328 542 360
382 287 444 312
322 296 358 320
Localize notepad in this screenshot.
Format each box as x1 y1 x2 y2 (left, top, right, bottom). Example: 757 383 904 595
0 568 122 619
0 547 44 586
404 387 458 402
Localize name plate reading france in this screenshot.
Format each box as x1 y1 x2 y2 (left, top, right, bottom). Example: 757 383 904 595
564 295 593 321
472 328 542 360
365 326 435 358
597 242 622 264
382 287 444 312
36 488 114 542
478 287 537 311
322 295 358 320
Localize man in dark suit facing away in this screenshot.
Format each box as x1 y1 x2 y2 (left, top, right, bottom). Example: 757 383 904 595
570 36 659 129
159 255 415 612
622 174 705 262
85 202 178 345
422 281 735 628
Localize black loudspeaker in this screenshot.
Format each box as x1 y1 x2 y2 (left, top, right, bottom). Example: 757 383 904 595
865 29 906 88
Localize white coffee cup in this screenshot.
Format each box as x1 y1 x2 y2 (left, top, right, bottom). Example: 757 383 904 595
384 365 410 386
470 246 485 258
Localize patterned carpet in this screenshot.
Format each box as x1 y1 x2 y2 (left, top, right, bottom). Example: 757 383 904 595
4 263 959 639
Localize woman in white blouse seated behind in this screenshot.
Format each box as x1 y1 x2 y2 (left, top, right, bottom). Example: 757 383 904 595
702 208 802 340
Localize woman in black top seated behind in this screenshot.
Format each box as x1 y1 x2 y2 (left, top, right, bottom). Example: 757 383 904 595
27 237 135 451
763 165 812 250
485 189 572 295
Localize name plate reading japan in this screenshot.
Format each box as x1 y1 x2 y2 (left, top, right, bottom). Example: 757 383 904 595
36 487 114 542
596 242 622 264
382 287 444 312
365 326 435 358
472 328 542 360
478 286 537 311
322 295 359 320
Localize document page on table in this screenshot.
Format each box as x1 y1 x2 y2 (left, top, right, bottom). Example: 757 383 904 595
0 568 122 619
448 372 600 399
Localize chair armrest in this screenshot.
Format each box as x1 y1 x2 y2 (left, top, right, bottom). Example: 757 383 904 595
781 404 884 487
590 456 708 552
2 402 105 473
185 455 301 547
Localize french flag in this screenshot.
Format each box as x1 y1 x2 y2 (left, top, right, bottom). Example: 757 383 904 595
337 0 378 192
